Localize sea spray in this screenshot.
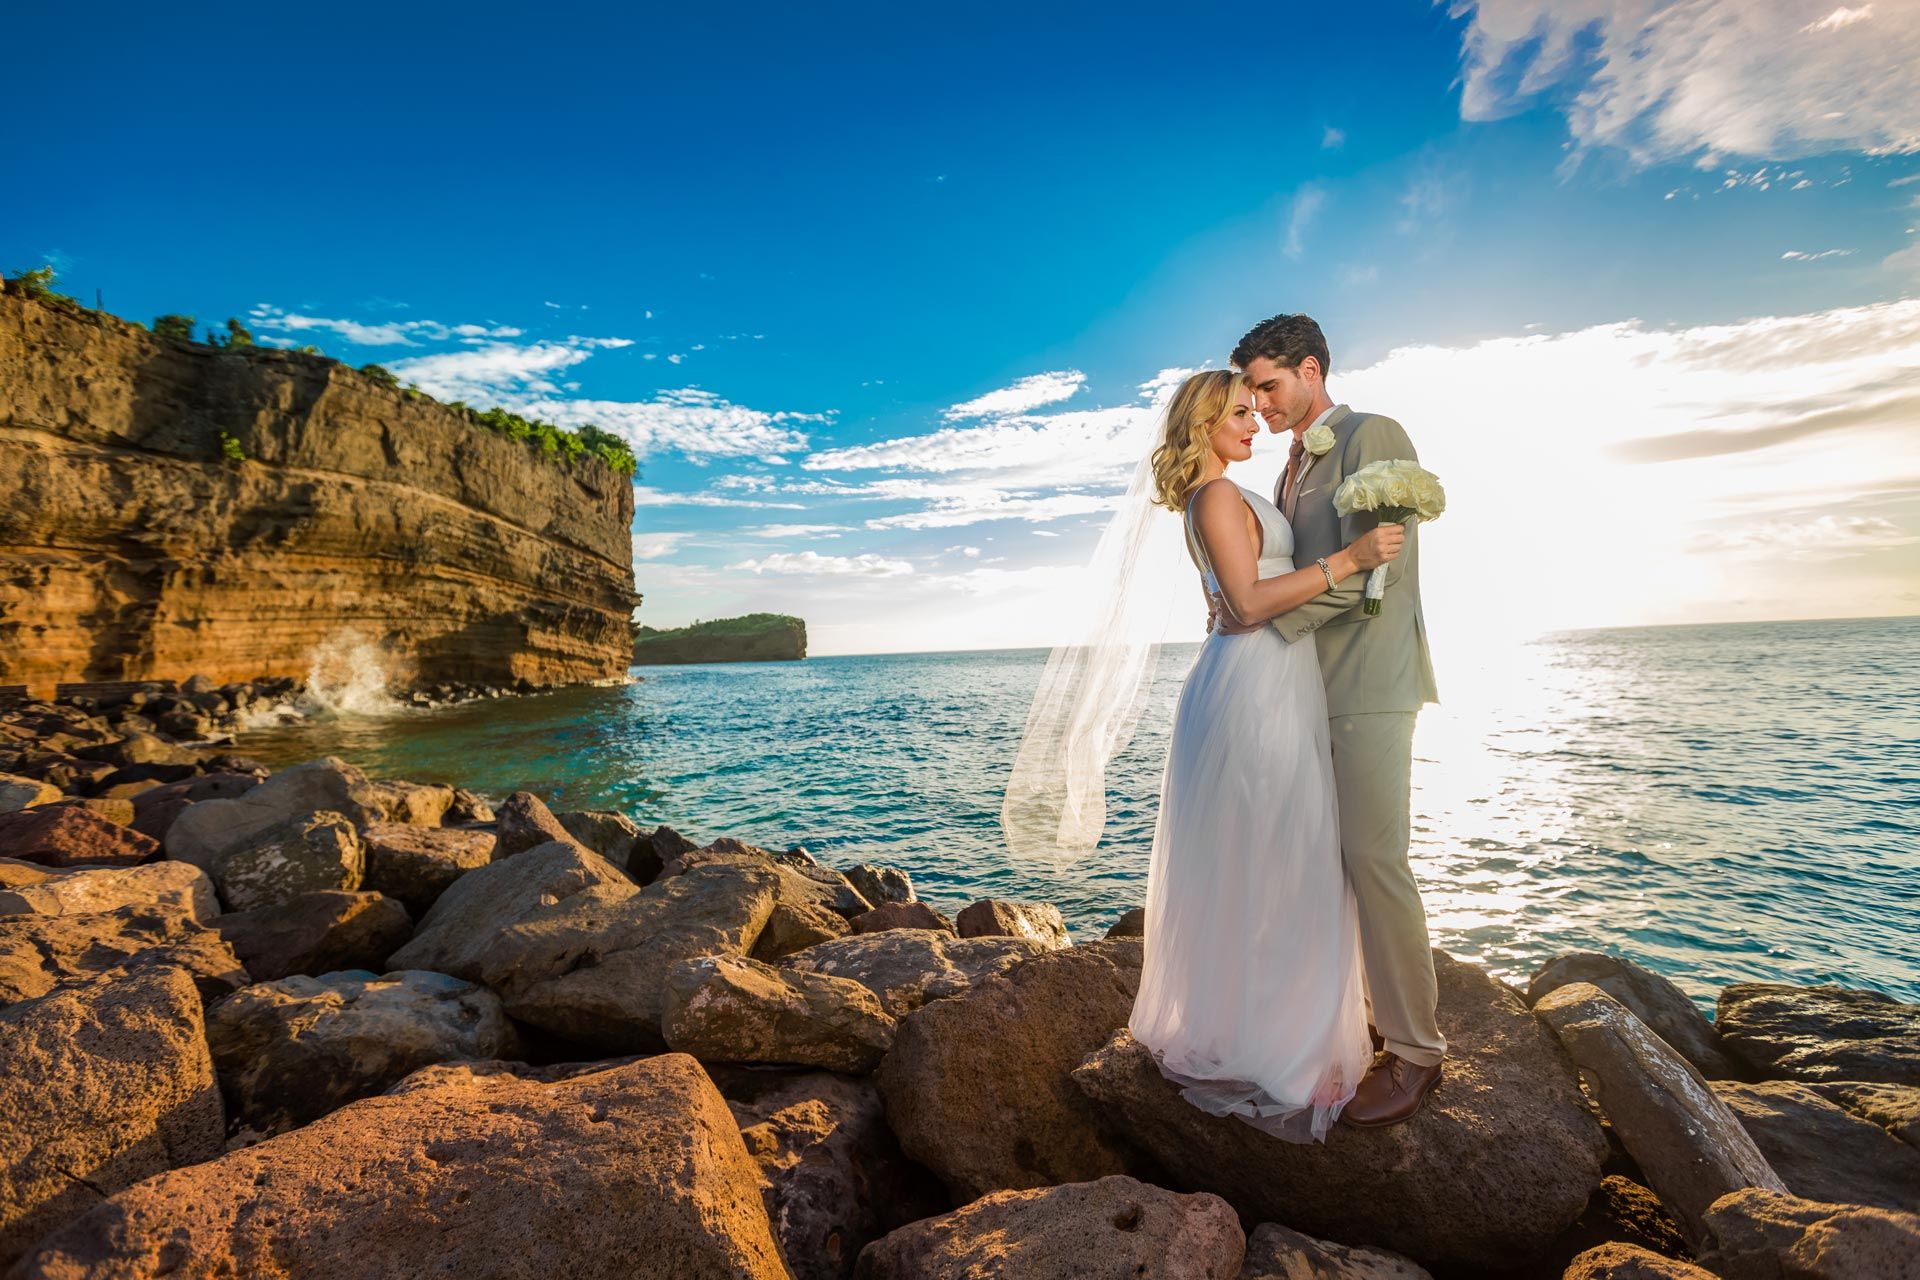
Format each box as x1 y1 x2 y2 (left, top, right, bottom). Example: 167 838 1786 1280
301 630 406 717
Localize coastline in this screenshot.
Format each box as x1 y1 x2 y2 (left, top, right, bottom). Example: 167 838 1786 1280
2 681 1917 1277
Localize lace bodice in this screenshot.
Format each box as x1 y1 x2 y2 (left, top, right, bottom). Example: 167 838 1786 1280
1183 482 1297 595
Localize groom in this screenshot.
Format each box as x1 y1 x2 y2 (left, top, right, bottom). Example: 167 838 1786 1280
1218 313 1446 1126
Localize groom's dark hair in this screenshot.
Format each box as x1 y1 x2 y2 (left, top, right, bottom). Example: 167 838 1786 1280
1230 314 1331 377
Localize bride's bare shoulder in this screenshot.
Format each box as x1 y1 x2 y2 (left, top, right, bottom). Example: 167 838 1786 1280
1187 475 1245 517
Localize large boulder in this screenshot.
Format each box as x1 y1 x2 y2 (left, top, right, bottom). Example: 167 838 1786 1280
954 898 1071 949
752 898 853 962
365 779 454 827
392 842 781 1051
163 757 382 869
0 967 224 1266
669 846 873 920
0 860 216 921
1712 1080 1920 1213
210 809 364 911
206 969 522 1135
1528 952 1738 1079
10 1054 790 1280
1535 982 1785 1248
844 863 914 907
780 930 1052 1018
1560 1243 1716 1280
662 953 896 1073
851 900 954 935
0 805 158 867
1070 951 1608 1273
1699 1188 1920 1280
876 938 1153 1201
0 907 248 1008
360 822 495 915
213 890 413 981
129 771 259 843
0 774 60 812
490 790 577 860
1716 983 1920 1085
1805 1081 1920 1150
852 1175 1245 1280
1238 1222 1432 1279
557 809 644 867
715 1067 947 1280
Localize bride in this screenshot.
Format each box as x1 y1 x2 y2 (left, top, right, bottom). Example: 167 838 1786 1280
1128 369 1402 1142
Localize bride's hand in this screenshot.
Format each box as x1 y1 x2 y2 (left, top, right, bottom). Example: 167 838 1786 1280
1347 523 1406 571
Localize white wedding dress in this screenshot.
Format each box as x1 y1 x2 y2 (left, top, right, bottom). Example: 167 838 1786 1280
1127 481 1374 1142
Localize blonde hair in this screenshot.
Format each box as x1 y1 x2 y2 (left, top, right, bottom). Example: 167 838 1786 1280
1150 370 1246 511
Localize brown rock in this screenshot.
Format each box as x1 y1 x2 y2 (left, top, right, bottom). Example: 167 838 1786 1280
366 778 454 826
210 809 364 911
1535 982 1785 1248
853 1175 1245 1280
1106 906 1146 938
0 804 158 867
1561 1242 1717 1279
632 822 696 883
162 757 382 870
214 890 413 981
1712 1080 1920 1213
670 846 873 919
445 787 495 826
491 790 577 859
1699 1188 1920 1280
0 860 216 920
0 966 225 1267
844 863 914 906
1562 1176 1696 1263
206 969 522 1135
557 808 643 866
780 929 1053 1018
1717 983 1920 1085
0 906 248 1008
1804 1081 1920 1150
954 898 1071 948
128 771 259 842
44 796 136 827
753 898 853 962
10 1053 788 1280
360 822 495 915
662 953 896 1072
1238 1221 1432 1279
1071 952 1609 1273
851 900 954 935
1528 952 1738 1080
876 938 1153 1201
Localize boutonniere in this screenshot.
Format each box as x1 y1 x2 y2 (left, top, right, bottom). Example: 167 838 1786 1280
1303 423 1336 456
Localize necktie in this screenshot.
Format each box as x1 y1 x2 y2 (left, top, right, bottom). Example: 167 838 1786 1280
1282 437 1307 521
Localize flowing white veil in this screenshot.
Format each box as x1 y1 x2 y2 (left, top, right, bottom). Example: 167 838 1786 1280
1000 425 1194 868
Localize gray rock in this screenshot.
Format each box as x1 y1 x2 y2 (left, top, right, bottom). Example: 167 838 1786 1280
1238 1221 1433 1279
0 906 248 1009
1713 1079 1920 1213
954 898 1071 949
780 929 1053 1018
164 757 383 869
0 774 60 813
215 890 413 981
844 863 914 906
876 938 1152 1201
1536 982 1785 1248
0 860 216 921
212 809 364 912
129 771 260 843
1529 951 1739 1079
360 822 495 915
0 966 224 1266
663 954 896 1073
853 1174 1246 1280
206 969 522 1135
1699 1188 1920 1280
1071 951 1608 1273
1717 983 1920 1085
389 840 632 977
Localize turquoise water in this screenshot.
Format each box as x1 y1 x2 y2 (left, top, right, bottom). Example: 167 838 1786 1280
237 617 1920 1007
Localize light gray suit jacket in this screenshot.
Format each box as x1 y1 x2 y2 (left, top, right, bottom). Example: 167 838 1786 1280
1274 404 1440 717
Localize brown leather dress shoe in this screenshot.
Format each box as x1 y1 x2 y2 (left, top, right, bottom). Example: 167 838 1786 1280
1341 1053 1442 1128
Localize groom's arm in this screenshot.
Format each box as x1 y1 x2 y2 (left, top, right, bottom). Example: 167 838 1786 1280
1271 414 1416 643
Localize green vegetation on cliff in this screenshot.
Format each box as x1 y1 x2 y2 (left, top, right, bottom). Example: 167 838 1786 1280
631 613 807 665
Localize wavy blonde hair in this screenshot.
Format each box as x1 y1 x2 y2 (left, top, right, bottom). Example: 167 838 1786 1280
1150 369 1247 511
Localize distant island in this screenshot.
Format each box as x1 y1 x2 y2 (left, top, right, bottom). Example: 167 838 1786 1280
631 613 807 665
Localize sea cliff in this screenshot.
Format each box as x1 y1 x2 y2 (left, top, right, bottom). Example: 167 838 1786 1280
633 613 807 665
0 292 639 697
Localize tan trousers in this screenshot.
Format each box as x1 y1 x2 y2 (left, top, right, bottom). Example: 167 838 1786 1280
1330 712 1446 1066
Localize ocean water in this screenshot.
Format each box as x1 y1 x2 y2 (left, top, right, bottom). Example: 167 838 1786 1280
237 616 1920 1008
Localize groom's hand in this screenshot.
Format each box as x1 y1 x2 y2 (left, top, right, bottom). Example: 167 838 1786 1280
1207 590 1263 636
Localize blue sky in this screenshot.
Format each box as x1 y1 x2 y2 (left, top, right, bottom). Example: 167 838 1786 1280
8 1 1919 653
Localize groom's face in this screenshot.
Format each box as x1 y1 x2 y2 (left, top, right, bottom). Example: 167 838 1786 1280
1243 356 1316 434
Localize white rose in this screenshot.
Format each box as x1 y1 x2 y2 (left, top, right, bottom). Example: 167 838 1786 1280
1303 423 1336 456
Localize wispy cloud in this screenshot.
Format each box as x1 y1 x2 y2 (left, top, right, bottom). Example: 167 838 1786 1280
944 370 1086 420
1284 183 1326 259
747 523 851 537
734 551 913 577
247 305 526 347
1781 248 1857 261
632 532 694 561
633 486 806 510
1321 126 1346 150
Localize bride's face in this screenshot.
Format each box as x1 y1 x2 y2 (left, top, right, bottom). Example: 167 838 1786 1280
1208 390 1258 465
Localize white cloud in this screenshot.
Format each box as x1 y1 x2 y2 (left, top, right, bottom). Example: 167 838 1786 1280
247 305 528 347
734 551 914 577
387 342 594 401
632 532 694 561
511 388 822 462
862 489 1121 531
1284 183 1327 259
748 523 851 537
632 486 806 510
1452 0 1920 163
1781 248 1857 260
945 370 1086 420
1691 514 1917 560
1886 240 1920 277
1322 126 1346 150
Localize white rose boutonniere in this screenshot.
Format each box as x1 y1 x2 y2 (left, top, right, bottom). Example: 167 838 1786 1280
1302 422 1336 456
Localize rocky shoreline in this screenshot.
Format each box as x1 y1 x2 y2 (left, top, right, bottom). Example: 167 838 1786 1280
0 689 1915 1279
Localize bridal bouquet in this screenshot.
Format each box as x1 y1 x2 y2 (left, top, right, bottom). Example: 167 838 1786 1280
1333 460 1446 615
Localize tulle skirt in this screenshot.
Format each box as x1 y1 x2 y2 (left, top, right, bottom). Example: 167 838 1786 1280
1128 626 1374 1143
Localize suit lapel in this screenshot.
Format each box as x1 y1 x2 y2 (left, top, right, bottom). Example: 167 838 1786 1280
1284 403 1354 520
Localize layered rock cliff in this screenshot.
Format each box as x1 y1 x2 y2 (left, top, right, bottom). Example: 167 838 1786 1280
0 293 638 697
